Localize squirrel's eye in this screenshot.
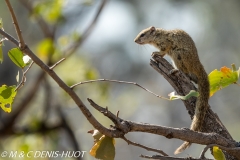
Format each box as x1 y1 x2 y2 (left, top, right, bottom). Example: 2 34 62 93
140 33 145 37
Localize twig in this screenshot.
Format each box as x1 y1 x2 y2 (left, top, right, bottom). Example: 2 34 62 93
122 136 168 156
71 79 169 100
50 58 66 70
5 0 25 48
64 0 108 57
200 144 240 159
87 98 240 159
15 61 34 91
0 29 18 46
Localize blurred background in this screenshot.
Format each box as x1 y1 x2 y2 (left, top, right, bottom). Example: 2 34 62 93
0 0 240 159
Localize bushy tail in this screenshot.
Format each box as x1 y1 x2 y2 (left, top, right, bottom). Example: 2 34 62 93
190 68 209 132
174 142 191 155
175 66 209 154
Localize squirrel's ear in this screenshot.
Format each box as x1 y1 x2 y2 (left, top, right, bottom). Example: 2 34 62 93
150 26 156 31
150 26 156 35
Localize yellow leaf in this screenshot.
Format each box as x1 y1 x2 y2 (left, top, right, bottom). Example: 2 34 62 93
213 146 226 160
37 38 54 61
208 65 239 97
90 135 115 160
0 85 17 113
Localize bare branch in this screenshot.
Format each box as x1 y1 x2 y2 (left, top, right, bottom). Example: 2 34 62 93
87 98 240 159
122 136 168 156
88 99 233 146
50 58 66 70
0 28 18 46
71 79 169 100
5 0 25 48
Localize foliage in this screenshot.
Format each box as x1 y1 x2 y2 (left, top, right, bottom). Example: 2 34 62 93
213 146 226 160
8 48 27 68
33 0 63 23
37 38 55 61
168 64 240 101
0 85 17 113
89 130 115 160
169 90 199 100
209 64 240 97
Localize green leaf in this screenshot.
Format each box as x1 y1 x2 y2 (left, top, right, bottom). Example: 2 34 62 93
90 135 115 160
33 0 63 23
169 90 199 100
85 69 98 80
0 85 17 113
8 48 26 68
37 38 54 60
209 65 239 97
213 146 226 160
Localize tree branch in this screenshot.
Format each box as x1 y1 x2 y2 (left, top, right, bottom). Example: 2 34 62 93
71 79 169 100
5 0 25 48
122 136 168 156
50 58 66 70
87 95 240 159
87 98 236 148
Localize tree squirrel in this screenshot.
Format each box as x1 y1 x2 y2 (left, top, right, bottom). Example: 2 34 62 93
134 26 210 154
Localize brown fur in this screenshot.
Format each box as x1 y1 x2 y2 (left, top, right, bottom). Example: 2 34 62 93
134 26 209 154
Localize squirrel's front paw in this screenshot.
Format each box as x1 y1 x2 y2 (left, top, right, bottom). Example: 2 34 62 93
168 68 179 75
151 51 162 57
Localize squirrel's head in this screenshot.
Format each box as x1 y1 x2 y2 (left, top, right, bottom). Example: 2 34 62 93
134 26 157 45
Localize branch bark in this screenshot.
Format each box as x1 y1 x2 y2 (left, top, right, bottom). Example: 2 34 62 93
87 96 240 159
5 0 25 48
